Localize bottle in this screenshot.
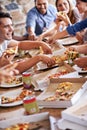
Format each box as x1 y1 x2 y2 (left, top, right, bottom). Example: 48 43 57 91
22 72 32 89
23 95 39 114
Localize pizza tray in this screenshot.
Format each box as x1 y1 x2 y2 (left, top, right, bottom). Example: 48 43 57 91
37 78 87 108
32 62 75 91
0 112 56 130
61 90 87 127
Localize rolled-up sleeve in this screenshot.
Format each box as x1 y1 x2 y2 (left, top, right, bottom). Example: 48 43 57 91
66 18 87 36
26 9 37 31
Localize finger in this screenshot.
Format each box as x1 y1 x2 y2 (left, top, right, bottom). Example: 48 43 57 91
2 63 18 71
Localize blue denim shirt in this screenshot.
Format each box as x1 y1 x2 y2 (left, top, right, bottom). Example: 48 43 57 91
26 4 57 36
66 18 87 36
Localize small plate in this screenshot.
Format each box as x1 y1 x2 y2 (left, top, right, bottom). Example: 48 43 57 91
78 70 87 74
73 65 87 74
0 89 23 107
0 75 23 88
58 37 78 46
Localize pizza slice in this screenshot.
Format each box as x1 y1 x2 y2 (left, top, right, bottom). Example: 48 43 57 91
5 46 18 55
1 96 15 104
5 123 29 130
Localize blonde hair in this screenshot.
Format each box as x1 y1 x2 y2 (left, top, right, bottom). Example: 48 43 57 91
55 0 76 24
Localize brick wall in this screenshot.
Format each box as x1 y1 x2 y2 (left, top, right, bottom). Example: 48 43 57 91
0 0 55 36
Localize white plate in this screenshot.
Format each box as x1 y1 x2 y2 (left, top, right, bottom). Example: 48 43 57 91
78 70 87 74
0 89 23 107
0 75 23 88
73 65 87 74
57 37 78 46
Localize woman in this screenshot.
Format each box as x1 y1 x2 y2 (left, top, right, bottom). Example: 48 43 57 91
47 18 87 68
37 0 81 41
75 0 87 43
55 0 80 25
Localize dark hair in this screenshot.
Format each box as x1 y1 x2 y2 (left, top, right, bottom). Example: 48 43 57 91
81 0 87 2
55 0 58 7
0 12 12 19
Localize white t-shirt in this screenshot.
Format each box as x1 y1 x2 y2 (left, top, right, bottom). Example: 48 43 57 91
0 40 10 57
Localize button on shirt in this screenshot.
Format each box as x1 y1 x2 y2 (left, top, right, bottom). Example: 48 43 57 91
26 4 57 36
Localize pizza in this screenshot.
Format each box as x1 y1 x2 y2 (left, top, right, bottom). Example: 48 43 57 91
82 67 87 71
58 11 65 16
44 95 58 101
3 76 22 85
1 90 34 104
5 46 18 55
65 50 79 60
15 90 35 101
5 119 50 130
1 96 15 104
39 46 44 54
48 70 68 79
44 82 74 101
52 55 63 64
58 82 72 90
5 123 29 130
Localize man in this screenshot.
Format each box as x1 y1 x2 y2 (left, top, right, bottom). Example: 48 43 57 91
26 0 57 40
0 12 55 74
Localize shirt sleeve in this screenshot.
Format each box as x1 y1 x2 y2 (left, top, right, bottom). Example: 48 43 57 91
73 7 81 22
66 18 87 36
26 8 37 31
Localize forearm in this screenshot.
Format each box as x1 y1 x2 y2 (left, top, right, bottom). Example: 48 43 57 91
0 57 9 68
27 27 35 35
41 24 57 38
75 44 87 54
18 41 44 50
16 56 41 74
53 29 68 40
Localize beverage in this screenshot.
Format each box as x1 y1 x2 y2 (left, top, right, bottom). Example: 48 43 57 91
23 95 39 114
22 72 32 89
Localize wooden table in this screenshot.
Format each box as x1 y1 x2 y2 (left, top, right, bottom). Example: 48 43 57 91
0 84 65 120
0 39 84 129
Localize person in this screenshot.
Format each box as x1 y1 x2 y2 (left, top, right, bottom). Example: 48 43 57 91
25 0 57 40
55 0 80 24
0 12 55 74
67 44 87 68
75 0 87 43
48 18 87 43
0 63 19 83
37 0 81 41
47 18 87 68
68 44 87 54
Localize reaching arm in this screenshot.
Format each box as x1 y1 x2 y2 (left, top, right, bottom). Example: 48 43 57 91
48 18 87 43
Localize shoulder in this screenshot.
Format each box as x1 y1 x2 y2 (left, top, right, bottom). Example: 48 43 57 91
8 39 19 47
72 7 81 22
27 7 38 15
72 7 80 16
48 4 57 12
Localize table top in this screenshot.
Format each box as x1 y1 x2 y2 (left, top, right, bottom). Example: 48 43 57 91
0 38 86 129
0 85 64 120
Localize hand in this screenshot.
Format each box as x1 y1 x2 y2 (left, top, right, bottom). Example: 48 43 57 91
67 46 77 52
36 35 43 41
28 34 37 41
56 12 71 25
39 55 55 67
74 57 87 68
40 42 52 54
0 63 19 83
47 37 56 44
0 52 14 67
